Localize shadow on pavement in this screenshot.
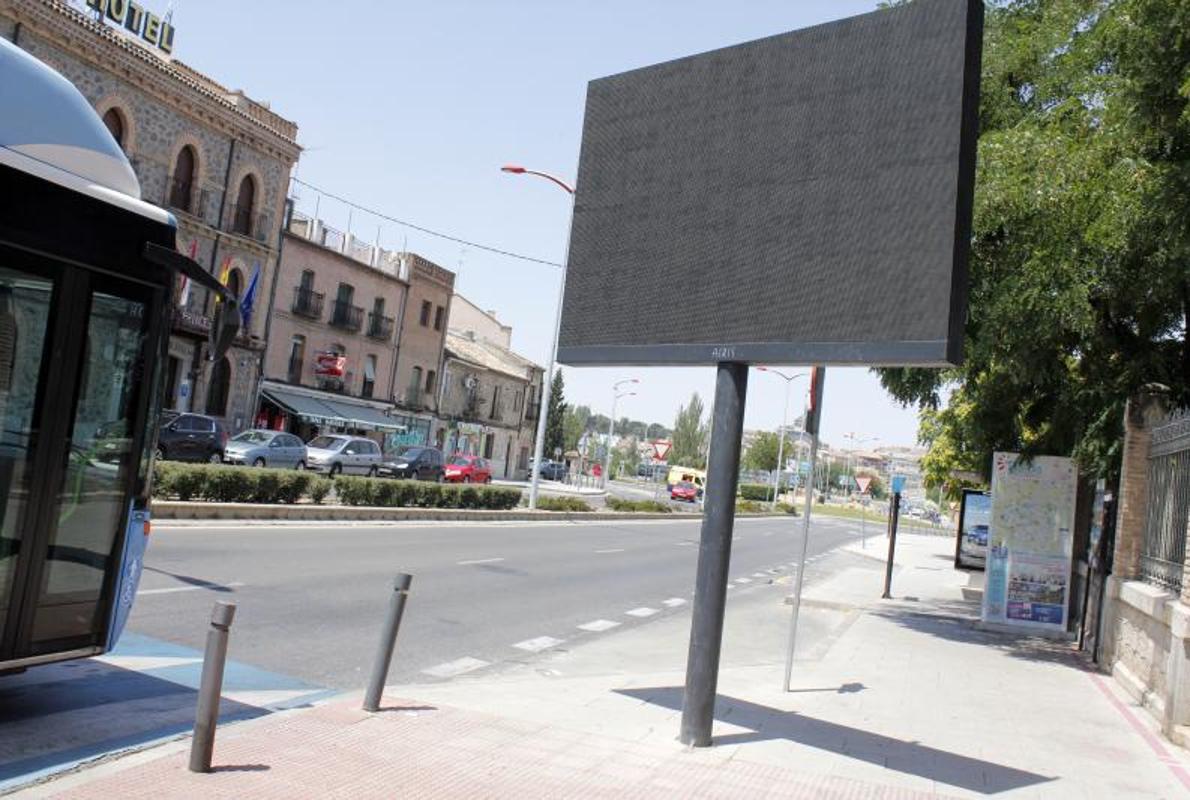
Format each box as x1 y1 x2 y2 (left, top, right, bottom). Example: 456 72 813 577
870 600 1088 668
616 687 1054 795
0 659 262 787
143 566 242 593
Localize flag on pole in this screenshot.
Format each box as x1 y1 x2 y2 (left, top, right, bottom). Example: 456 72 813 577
240 262 261 331
177 239 197 308
214 256 231 305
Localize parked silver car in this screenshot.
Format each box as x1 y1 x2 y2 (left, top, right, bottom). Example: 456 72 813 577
223 430 307 469
304 435 383 476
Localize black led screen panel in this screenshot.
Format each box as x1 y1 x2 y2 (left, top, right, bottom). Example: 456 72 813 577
557 0 983 367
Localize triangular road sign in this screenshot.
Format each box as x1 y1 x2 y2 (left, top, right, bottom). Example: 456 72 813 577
855 476 872 494
652 440 672 461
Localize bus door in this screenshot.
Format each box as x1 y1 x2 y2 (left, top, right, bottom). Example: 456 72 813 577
0 245 161 668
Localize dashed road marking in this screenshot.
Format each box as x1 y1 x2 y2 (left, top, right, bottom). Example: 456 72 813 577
662 598 687 607
595 548 625 554
675 541 695 546
457 558 505 566
752 572 766 578
422 657 490 678
735 578 752 584
625 607 658 618
512 636 565 653
578 619 620 632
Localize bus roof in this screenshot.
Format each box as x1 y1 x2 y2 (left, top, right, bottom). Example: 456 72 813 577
0 37 173 227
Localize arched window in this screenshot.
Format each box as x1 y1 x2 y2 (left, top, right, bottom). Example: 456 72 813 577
101 108 125 150
205 357 231 417
169 145 196 211
232 175 256 236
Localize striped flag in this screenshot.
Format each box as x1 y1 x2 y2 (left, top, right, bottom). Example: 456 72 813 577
214 256 231 304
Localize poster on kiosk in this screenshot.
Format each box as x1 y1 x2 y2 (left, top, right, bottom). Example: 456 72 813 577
982 452 1077 634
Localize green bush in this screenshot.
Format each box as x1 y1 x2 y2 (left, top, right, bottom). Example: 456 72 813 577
738 483 772 501
154 463 324 505
736 499 766 513
776 502 799 516
308 477 333 504
333 476 520 510
605 498 673 513
536 496 592 512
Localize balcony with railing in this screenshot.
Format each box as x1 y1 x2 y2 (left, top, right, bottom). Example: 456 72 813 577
292 287 324 319
367 312 395 341
329 299 364 332
228 203 269 242
163 174 209 219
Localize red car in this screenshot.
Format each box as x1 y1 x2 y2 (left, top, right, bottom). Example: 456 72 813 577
444 454 493 484
671 481 699 502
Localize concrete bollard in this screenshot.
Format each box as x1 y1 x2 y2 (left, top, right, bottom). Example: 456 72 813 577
363 573 413 712
189 601 236 773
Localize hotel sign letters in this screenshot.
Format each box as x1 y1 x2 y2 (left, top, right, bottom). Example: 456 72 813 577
85 0 176 55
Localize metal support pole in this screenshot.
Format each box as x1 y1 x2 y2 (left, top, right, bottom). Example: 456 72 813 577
603 392 617 490
679 362 748 747
771 379 791 510
527 199 576 510
882 492 901 599
363 573 413 712
190 601 236 773
784 368 826 692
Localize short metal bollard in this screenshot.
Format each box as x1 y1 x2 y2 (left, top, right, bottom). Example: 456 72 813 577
363 573 413 712
189 601 236 773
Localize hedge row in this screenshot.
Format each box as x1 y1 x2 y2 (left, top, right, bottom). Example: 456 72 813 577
153 462 332 504
738 483 773 501
606 498 673 514
334 476 520 510
536 496 593 512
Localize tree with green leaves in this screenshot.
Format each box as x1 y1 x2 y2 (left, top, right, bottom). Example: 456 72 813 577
563 404 591 452
743 431 798 473
670 393 709 468
877 0 1190 488
544 371 566 459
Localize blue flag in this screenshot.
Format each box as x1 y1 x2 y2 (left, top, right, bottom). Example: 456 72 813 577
240 262 261 331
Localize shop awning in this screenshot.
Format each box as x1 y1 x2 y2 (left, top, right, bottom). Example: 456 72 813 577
261 384 405 432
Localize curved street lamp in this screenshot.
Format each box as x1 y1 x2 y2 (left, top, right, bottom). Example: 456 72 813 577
603 378 640 487
502 164 574 509
756 367 807 509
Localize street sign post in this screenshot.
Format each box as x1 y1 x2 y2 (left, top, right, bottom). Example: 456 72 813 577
652 439 672 462
855 476 872 495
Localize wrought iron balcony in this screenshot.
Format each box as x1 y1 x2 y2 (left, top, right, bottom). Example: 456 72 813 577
367 312 395 341
292 287 324 319
329 299 364 332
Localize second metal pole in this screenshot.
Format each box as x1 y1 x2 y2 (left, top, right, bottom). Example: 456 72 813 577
190 601 236 773
882 493 901 599
363 573 413 712
679 362 748 747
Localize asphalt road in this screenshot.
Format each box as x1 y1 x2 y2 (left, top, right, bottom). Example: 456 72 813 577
129 515 860 689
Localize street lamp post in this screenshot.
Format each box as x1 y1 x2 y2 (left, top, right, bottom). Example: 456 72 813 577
603 379 639 488
843 432 878 546
756 368 807 511
502 164 574 510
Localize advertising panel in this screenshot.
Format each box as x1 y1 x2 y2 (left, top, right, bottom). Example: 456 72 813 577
981 452 1077 633
955 489 991 570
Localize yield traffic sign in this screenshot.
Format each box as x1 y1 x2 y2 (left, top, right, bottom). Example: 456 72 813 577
652 440 672 461
855 476 872 494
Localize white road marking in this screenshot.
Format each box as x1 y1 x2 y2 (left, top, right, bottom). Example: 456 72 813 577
595 548 625 554
422 657 490 678
94 655 202 671
138 582 244 596
457 558 505 566
222 689 315 708
662 598 687 607
675 541 695 546
513 636 565 652
578 619 620 632
625 607 658 618
751 572 766 578
735 578 752 584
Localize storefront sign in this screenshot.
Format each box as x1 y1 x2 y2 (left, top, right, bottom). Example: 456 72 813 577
314 352 346 378
981 452 1077 633
86 0 176 54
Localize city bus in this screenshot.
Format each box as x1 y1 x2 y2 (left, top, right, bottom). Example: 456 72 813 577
0 39 237 672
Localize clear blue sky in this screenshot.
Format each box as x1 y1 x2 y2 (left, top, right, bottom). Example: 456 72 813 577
162 0 929 449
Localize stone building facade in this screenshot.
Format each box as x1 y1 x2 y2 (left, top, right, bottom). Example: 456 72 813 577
256 212 456 451
436 329 543 480
1 0 300 434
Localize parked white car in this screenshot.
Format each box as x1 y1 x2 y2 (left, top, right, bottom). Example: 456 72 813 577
304 435 383 476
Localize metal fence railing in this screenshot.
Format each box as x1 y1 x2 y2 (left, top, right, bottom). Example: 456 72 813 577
1141 410 1190 593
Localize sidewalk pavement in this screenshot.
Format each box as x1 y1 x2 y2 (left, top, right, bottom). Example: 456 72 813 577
19 532 1190 799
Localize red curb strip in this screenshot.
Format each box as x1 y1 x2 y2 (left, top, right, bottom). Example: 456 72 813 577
1090 673 1190 793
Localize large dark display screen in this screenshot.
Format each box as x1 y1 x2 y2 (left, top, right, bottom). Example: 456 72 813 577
557 0 983 367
